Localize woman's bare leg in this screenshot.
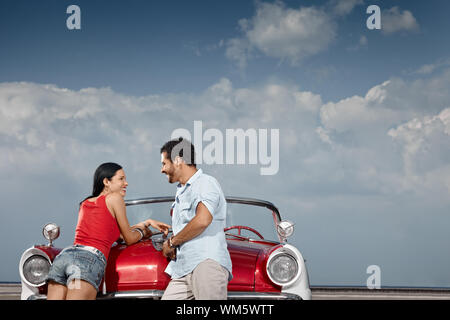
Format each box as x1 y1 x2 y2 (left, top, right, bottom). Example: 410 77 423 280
65 279 98 300
47 281 68 300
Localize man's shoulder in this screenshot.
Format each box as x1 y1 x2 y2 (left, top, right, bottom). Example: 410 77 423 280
198 170 217 181
191 171 223 194
195 171 221 187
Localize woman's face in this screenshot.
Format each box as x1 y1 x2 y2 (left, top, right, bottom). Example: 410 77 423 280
105 169 128 197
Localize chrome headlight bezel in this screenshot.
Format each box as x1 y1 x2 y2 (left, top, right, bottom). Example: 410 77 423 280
19 248 52 288
23 255 51 286
266 246 301 287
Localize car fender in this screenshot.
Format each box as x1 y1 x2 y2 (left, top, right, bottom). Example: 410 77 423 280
19 247 52 300
279 244 312 300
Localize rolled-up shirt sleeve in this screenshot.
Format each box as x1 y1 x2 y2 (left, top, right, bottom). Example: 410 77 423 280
193 178 221 218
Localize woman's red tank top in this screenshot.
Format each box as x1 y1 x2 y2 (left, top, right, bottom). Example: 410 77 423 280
74 194 120 260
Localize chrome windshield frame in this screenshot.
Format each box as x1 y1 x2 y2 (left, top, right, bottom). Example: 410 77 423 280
124 196 282 223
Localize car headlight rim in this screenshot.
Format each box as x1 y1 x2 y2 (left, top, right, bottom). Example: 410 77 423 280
22 255 51 287
266 250 301 287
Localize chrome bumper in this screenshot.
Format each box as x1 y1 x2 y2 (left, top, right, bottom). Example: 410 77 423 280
27 294 47 300
98 290 301 300
28 290 301 300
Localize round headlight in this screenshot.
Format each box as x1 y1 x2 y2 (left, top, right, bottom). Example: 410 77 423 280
267 253 298 286
23 255 51 286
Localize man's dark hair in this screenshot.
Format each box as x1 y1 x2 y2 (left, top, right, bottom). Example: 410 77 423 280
160 137 196 166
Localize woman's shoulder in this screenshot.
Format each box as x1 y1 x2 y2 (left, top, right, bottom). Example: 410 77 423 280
105 192 124 205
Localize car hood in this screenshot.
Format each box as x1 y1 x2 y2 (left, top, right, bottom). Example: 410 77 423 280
104 238 280 293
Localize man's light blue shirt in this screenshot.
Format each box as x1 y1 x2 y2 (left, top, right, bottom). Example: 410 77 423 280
165 169 232 280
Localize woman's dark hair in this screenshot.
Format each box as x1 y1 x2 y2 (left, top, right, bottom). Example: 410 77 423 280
80 162 123 205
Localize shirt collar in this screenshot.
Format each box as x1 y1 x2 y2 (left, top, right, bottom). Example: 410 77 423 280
177 168 203 189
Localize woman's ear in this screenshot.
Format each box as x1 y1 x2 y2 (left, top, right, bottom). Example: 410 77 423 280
103 177 110 190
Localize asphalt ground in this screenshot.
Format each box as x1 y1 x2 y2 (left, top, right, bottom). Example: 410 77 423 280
0 284 21 300
2 283 450 300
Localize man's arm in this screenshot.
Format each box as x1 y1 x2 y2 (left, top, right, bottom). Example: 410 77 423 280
172 202 212 246
162 202 213 258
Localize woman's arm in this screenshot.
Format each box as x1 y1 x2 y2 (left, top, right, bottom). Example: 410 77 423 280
106 193 145 245
143 219 171 236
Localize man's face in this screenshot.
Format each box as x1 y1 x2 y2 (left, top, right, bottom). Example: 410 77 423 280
161 152 177 184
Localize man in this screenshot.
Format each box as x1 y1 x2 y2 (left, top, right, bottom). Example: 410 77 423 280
159 137 232 300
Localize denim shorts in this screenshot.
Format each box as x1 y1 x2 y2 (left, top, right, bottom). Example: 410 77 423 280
46 245 107 292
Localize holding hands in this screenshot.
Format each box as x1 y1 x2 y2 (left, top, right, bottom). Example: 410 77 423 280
162 237 177 261
132 219 171 239
129 218 175 260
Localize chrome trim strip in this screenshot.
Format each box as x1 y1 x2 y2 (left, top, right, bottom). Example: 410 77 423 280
27 294 47 300
97 290 300 300
28 290 301 300
226 197 281 222
98 290 164 299
228 291 301 300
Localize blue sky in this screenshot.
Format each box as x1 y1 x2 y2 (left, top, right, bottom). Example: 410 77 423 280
1 0 450 287
2 0 449 100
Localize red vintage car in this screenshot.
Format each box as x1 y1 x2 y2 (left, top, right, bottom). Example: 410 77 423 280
19 196 311 300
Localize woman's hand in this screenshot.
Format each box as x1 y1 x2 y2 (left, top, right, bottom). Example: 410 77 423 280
145 219 171 236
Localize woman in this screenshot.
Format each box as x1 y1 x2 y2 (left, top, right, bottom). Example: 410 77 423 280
46 162 170 300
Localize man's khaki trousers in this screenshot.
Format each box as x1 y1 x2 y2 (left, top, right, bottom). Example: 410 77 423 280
161 259 230 300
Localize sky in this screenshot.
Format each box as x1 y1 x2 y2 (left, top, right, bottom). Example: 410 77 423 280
1 0 450 287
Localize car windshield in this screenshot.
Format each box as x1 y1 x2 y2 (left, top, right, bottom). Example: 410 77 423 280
125 199 280 242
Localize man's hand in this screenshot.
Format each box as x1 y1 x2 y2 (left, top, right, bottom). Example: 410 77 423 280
162 240 176 260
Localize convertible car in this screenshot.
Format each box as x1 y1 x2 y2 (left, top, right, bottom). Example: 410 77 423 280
19 196 311 300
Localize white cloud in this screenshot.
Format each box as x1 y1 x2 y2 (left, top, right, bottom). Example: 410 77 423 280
225 0 367 68
2 67 450 201
412 58 450 75
316 126 332 145
319 80 402 134
329 0 363 16
226 1 337 67
317 70 450 197
415 64 438 75
382 7 420 34
388 108 450 193
225 38 252 69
